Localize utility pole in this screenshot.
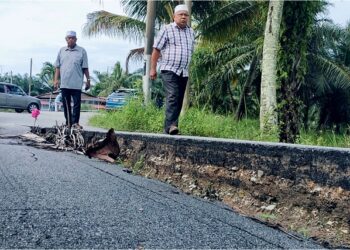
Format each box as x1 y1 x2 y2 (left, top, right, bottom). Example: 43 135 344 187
181 0 192 114
10 70 13 84
29 58 32 96
142 0 156 104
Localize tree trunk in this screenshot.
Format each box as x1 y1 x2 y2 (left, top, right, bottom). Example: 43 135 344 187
180 0 192 115
143 0 156 104
278 1 320 143
259 0 284 132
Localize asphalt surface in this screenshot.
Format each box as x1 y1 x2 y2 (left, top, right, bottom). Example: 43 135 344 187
0 110 106 136
0 111 322 248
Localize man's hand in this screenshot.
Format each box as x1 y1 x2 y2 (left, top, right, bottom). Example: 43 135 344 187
150 48 160 80
85 79 91 91
150 68 157 80
53 79 59 90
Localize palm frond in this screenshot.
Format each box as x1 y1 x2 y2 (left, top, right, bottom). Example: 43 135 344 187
310 21 343 56
203 44 255 69
125 47 144 74
310 53 350 92
204 50 255 85
121 0 174 27
191 1 225 20
197 1 260 42
83 11 146 43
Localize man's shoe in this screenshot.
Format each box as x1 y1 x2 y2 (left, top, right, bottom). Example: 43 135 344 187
169 125 179 135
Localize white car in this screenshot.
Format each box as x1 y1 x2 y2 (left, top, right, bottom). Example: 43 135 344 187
0 82 41 113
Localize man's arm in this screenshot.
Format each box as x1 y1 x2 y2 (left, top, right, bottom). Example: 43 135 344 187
54 68 60 90
150 48 161 80
83 68 90 91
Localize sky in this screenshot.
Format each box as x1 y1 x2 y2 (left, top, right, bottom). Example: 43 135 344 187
0 0 349 77
0 0 140 77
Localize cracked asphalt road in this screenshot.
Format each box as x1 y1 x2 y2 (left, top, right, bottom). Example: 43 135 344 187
0 112 322 248
0 111 106 137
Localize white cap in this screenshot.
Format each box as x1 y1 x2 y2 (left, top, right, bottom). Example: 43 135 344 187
66 30 76 37
174 4 188 14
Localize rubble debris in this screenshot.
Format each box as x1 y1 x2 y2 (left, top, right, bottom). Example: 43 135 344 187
311 186 322 194
261 204 277 211
28 125 119 163
53 122 85 152
257 170 264 178
26 123 84 152
22 132 46 143
250 176 258 183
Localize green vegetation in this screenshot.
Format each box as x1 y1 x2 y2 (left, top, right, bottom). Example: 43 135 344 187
80 104 100 112
90 98 164 133
3 1 350 149
297 227 311 238
90 62 142 97
258 213 278 220
89 98 350 148
298 129 350 148
132 154 145 174
0 65 53 96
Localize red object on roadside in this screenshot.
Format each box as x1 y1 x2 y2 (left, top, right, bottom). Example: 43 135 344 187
31 109 40 119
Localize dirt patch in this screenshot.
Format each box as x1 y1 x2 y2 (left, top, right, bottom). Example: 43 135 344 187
121 147 350 248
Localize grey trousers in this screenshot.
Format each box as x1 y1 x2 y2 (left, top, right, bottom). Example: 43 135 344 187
161 70 188 133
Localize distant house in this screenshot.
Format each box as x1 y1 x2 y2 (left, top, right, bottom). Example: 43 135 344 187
36 91 106 111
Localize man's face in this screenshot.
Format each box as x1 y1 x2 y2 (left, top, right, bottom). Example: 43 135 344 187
173 11 189 28
66 36 77 48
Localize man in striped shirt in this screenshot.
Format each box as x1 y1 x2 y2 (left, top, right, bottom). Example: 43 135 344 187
150 4 195 135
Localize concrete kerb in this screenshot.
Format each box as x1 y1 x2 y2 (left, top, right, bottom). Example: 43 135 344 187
40 127 350 191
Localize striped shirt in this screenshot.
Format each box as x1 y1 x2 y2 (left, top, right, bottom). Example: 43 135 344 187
153 22 195 77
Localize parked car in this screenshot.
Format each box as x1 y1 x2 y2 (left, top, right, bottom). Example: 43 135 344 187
0 82 41 113
105 88 138 110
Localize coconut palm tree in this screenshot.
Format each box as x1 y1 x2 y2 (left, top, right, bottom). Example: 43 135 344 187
83 0 233 112
194 0 350 143
82 1 177 71
92 62 142 97
277 0 329 143
302 21 350 132
37 62 55 91
259 0 284 132
190 1 263 115
83 1 226 75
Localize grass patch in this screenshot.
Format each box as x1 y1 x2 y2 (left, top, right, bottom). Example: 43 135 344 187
132 154 145 174
89 98 350 148
258 213 277 220
179 108 278 142
297 227 310 238
298 129 350 148
90 98 163 133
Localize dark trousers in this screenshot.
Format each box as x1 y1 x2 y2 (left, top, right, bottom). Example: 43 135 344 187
61 88 81 126
161 70 188 133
